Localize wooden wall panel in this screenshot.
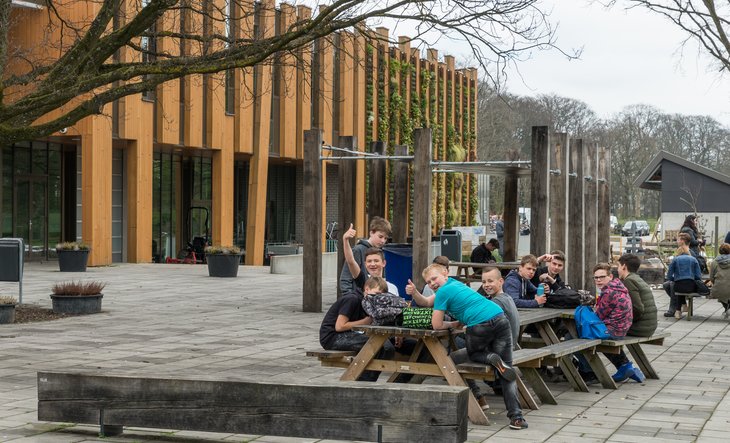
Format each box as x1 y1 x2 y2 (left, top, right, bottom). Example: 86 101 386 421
278 4 297 159
155 8 181 145
353 32 367 234
79 112 113 266
295 6 313 160
244 0 275 265
235 0 255 154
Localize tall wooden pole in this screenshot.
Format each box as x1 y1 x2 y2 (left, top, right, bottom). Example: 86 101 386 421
583 142 598 293
337 136 357 299
503 175 519 262
550 133 569 253
596 146 611 263
392 145 409 243
303 129 323 312
368 141 386 222
412 129 432 289
567 138 584 289
530 126 549 255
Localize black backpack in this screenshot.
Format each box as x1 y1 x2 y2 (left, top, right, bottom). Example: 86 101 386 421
544 287 582 309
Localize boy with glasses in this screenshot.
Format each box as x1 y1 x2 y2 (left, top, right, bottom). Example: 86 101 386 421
588 263 645 383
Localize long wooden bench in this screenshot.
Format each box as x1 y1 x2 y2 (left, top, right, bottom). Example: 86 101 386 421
456 347 555 409
675 292 705 321
597 331 670 379
37 371 469 443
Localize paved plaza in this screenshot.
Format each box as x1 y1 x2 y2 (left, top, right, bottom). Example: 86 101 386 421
1 262 730 442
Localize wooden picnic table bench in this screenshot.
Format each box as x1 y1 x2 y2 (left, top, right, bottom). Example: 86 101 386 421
450 261 521 283
553 308 670 380
675 292 705 321
37 371 469 443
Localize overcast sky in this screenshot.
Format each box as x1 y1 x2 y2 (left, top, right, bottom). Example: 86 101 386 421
500 1 730 126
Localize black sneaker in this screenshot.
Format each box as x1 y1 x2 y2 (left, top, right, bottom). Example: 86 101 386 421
509 417 528 430
487 354 517 382
663 311 675 317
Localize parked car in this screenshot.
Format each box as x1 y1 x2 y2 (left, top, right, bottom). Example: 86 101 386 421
621 220 650 236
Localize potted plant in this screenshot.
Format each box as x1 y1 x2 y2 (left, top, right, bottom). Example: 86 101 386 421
50 280 105 314
56 241 91 272
205 245 243 277
0 296 17 324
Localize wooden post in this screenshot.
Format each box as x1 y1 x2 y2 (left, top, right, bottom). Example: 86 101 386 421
567 139 584 289
583 142 598 293
596 146 611 263
303 129 323 312
530 126 549 255
503 175 519 262
412 129 432 289
337 136 357 299
550 133 569 253
368 141 386 221
392 145 409 243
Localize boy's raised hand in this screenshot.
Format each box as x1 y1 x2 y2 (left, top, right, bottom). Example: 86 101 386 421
343 223 356 241
405 278 417 296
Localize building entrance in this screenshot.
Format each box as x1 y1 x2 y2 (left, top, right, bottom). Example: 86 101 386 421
14 177 48 261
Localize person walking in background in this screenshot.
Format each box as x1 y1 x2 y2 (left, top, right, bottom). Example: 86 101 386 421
663 245 702 319
495 215 505 254
709 243 730 318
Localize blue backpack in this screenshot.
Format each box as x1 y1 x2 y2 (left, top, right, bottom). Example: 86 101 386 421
574 305 611 340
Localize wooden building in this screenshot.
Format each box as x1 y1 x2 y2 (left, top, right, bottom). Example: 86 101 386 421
635 150 730 244
1 0 477 266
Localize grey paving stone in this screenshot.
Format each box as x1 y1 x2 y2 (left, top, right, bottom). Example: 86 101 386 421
2 265 730 442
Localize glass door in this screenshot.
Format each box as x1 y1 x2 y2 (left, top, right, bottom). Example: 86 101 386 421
14 177 48 261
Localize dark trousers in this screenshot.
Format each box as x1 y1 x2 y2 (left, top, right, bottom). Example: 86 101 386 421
663 279 697 311
458 314 522 420
328 331 394 381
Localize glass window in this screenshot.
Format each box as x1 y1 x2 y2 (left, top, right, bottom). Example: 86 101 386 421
2 147 13 237
32 142 47 174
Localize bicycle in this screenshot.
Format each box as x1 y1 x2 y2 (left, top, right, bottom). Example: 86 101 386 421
325 221 339 240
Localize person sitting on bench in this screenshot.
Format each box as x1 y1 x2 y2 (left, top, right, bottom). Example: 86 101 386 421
421 263 528 430
662 245 702 319
470 238 499 275
503 254 547 308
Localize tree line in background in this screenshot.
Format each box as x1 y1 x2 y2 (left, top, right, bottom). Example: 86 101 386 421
477 85 730 220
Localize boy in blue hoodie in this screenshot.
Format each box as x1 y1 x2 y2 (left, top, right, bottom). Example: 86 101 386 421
503 254 547 308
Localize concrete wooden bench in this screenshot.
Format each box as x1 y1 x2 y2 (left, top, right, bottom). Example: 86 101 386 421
597 331 671 379
675 292 705 321
37 371 469 443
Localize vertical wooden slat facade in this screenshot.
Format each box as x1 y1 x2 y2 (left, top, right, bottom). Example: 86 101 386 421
6 1 477 266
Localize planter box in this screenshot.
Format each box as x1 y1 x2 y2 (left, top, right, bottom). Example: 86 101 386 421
57 250 90 272
0 304 15 324
51 294 103 314
206 254 242 277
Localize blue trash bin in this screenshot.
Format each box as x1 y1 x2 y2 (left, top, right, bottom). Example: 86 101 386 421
382 244 413 301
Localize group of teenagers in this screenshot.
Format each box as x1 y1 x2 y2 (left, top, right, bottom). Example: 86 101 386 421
317 215 728 431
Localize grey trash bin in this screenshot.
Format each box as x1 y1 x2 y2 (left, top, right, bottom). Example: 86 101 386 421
440 230 462 261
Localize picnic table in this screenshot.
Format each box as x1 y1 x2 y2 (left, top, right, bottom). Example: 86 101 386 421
344 325 492 425
450 261 520 283
551 308 669 380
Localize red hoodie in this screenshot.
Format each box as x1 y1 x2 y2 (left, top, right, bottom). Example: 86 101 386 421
595 278 633 337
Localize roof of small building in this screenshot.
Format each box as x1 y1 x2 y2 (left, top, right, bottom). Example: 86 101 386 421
634 150 730 190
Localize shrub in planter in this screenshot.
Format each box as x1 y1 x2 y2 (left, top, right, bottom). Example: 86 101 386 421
205 245 243 277
56 242 91 272
50 280 106 314
0 296 17 324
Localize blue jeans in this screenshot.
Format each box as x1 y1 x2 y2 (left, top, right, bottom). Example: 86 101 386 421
328 331 394 381
461 314 522 419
